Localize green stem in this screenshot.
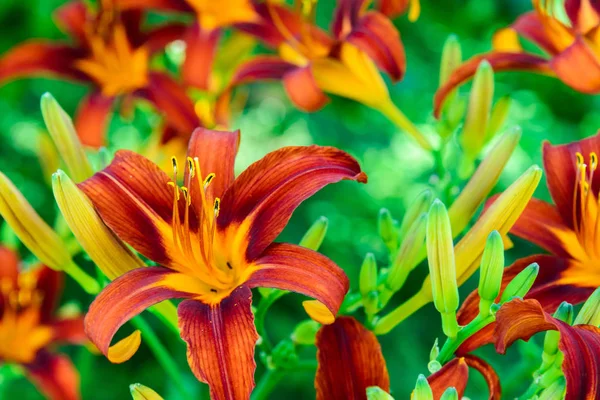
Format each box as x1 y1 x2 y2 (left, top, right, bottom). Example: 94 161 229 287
437 313 495 364
131 316 190 399
377 100 433 151
148 301 180 336
373 289 432 335
255 291 288 353
251 369 284 400
340 292 363 314
63 261 100 294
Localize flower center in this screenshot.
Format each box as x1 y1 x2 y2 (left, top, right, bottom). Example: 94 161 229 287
0 273 53 363
572 151 600 258
75 20 149 97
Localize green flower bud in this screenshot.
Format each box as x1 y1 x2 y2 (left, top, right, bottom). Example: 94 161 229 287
439 34 462 87
378 208 398 254
366 386 394 400
574 286 600 326
41 93 93 183
486 96 511 140
412 374 433 400
429 338 439 362
130 383 163 400
461 60 494 160
478 230 505 316
360 253 378 297
440 387 458 400
538 377 566 399
271 339 299 369
426 200 459 339
541 302 573 370
299 216 328 251
291 320 320 346
500 262 539 303
398 189 433 241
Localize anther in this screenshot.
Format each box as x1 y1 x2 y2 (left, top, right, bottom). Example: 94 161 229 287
576 152 584 166
187 157 195 178
171 156 178 174
591 152 598 170
181 187 191 205
204 173 215 188
214 198 221 216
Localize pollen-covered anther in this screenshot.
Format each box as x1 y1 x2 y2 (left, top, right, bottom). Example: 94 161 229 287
214 198 221 217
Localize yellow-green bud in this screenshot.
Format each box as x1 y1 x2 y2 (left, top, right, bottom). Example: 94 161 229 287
500 262 539 302
366 386 394 400
478 230 505 316
440 387 458 400
486 96 511 140
360 253 378 297
439 34 462 87
291 320 320 346
574 286 600 326
426 199 459 339
412 374 433 400
461 61 494 160
540 302 573 373
130 383 163 400
41 93 93 183
299 216 328 251
538 377 566 400
378 208 399 254
398 189 433 241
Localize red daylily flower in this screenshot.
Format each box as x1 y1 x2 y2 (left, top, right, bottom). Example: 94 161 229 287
495 298 600 399
78 127 366 399
434 0 600 117
0 246 86 400
456 132 600 354
0 0 199 147
314 316 498 399
229 0 407 112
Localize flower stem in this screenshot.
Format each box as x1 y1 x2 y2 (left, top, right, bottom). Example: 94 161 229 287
436 313 495 364
373 289 431 335
63 261 100 294
255 290 289 354
131 315 190 399
251 369 284 400
377 99 433 151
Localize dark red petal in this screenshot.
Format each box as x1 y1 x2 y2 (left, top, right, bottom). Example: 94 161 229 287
218 145 367 260
51 318 87 345
0 41 86 84
565 0 600 33
230 56 296 84
331 0 365 38
113 0 192 12
551 37 600 94
182 24 221 90
143 23 189 55
85 267 195 362
25 350 80 400
53 0 88 45
247 243 349 316
178 287 258 400
74 92 115 148
378 0 411 18
0 245 19 282
236 3 309 48
347 12 406 81
315 316 389 400
428 358 469 399
186 127 240 202
34 266 64 324
542 132 600 228
495 298 600 399
433 52 550 118
463 355 501 400
283 66 329 112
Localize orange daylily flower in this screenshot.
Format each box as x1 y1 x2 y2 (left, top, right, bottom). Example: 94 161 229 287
434 0 600 116
0 246 86 400
0 0 199 147
456 132 600 355
78 127 366 399
314 316 500 399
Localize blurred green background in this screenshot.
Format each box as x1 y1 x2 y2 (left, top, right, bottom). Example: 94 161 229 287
1 0 599 398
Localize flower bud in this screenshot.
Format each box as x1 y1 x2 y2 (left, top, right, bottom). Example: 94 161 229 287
398 189 433 241
52 170 145 280
41 93 93 183
478 230 505 316
36 133 60 185
461 61 494 160
412 374 433 400
538 377 566 400
440 387 458 400
130 383 163 400
540 302 573 371
448 127 521 236
303 300 335 325
299 216 328 251
291 320 320 345
378 208 399 254
574 286 600 326
500 262 539 302
486 96 511 140
360 253 378 297
366 386 394 400
439 34 462 87
426 199 459 339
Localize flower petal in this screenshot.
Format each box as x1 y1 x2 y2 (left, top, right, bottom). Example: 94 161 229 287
247 243 349 316
53 0 88 45
51 317 87 345
218 145 367 261
495 298 600 399
512 12 562 55
79 150 183 266
85 267 197 363
34 266 63 324
346 12 406 81
283 66 329 112
73 92 115 148
25 350 80 400
427 358 469 399
0 41 85 84
463 355 501 400
113 0 192 12
230 56 296 84
0 245 19 282
236 3 308 48
551 37 600 93
178 286 258 400
565 0 600 33
143 23 189 55
182 24 221 90
186 127 240 202
315 316 390 400
433 52 550 118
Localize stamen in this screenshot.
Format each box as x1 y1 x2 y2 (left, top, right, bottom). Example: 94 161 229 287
204 173 215 188
187 157 195 178
181 187 191 206
171 156 178 182
214 198 221 217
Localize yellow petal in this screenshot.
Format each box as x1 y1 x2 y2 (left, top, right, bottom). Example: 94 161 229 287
108 330 142 363
303 300 335 325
